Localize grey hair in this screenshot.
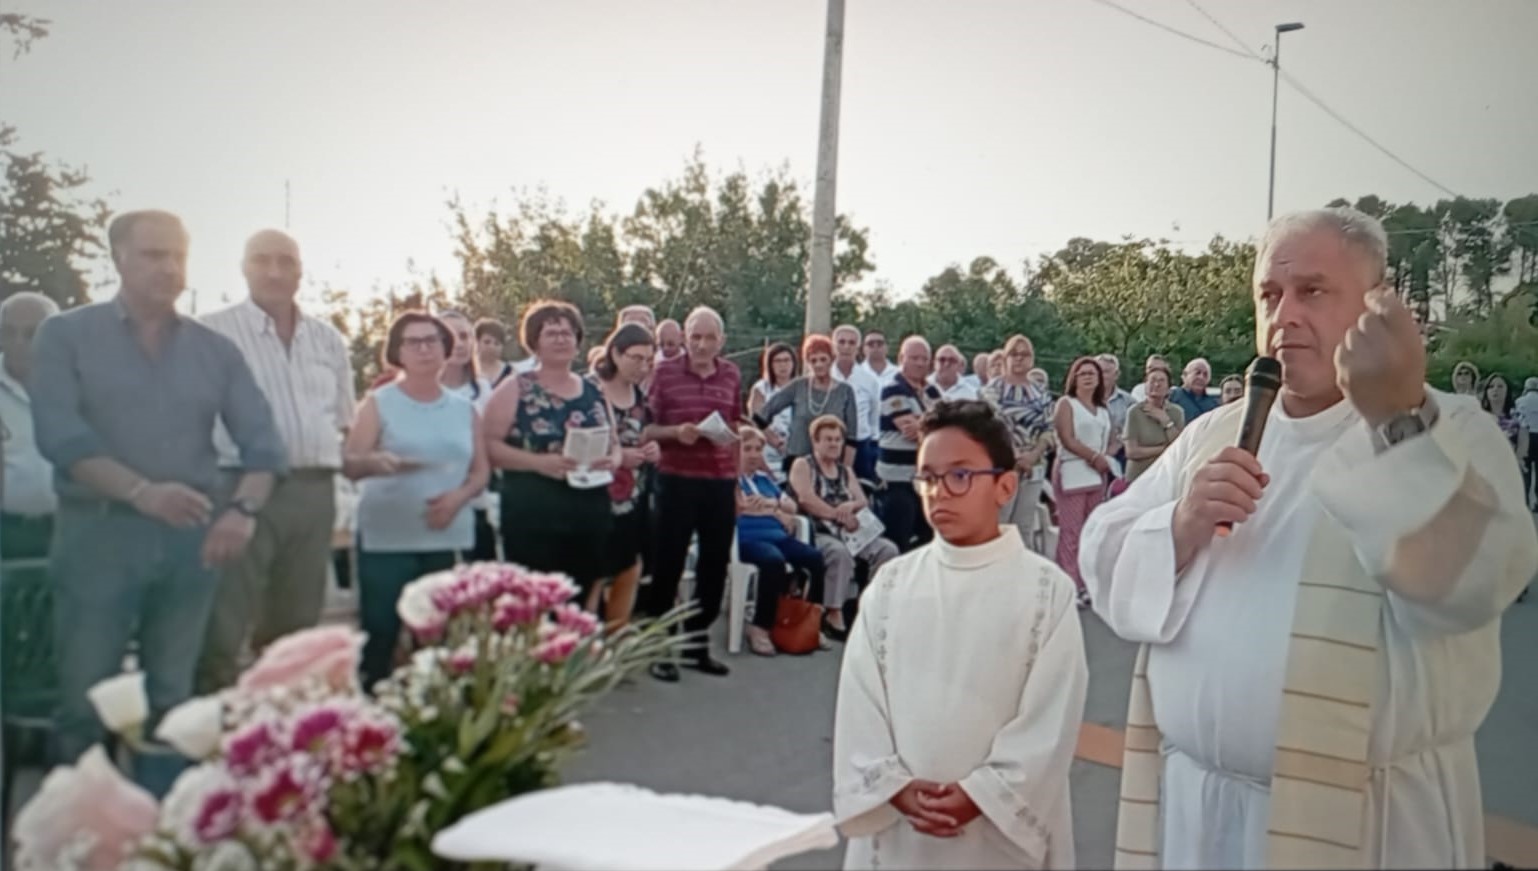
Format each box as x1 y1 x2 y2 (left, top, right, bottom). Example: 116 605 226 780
0 291 60 324
1258 207 1389 284
1184 357 1211 375
832 323 861 340
683 305 724 334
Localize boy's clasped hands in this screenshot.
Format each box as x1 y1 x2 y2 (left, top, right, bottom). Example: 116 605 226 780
891 780 981 838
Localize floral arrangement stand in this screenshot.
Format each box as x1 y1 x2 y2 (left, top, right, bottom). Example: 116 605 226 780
431 782 840 871
12 562 693 871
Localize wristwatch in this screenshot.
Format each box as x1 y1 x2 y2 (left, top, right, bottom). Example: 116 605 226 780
229 496 263 518
1373 395 1440 452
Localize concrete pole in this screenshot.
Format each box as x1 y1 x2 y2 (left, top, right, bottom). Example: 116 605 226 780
806 0 845 336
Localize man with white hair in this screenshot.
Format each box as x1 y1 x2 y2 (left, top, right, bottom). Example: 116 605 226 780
639 306 739 681
1082 207 1537 869
1098 352 1133 463
1169 356 1218 422
878 335 940 550
0 291 61 559
968 351 991 390
617 304 656 331
930 344 979 401
831 324 882 481
197 229 356 694
1515 376 1538 511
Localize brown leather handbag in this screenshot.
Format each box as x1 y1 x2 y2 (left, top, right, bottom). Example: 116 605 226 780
771 589 824 655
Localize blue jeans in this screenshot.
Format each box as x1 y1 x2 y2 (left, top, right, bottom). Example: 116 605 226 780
51 506 218 791
357 549 457 689
736 535 826 629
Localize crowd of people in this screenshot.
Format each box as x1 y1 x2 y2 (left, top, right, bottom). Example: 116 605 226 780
1 204 1537 869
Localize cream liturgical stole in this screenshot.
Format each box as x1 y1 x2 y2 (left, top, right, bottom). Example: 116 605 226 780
1115 410 1384 870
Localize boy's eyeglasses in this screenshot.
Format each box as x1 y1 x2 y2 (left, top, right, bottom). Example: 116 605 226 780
913 467 1008 497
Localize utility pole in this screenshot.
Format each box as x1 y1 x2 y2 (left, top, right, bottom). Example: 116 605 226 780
1267 22 1304 221
806 0 845 336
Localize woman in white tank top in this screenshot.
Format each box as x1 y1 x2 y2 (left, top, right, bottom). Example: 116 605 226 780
1052 356 1114 607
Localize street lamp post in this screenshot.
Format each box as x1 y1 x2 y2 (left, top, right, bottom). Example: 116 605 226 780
1267 21 1304 221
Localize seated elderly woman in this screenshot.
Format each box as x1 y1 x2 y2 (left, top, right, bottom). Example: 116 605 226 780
788 415 898 640
736 425 829 656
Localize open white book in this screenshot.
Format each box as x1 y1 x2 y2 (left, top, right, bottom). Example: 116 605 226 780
563 425 613 489
432 782 839 870
840 507 885 556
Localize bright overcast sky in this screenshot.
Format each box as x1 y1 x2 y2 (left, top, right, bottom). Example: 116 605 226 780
6 0 1536 312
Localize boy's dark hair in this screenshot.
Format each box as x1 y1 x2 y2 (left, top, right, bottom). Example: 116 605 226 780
919 400 1016 470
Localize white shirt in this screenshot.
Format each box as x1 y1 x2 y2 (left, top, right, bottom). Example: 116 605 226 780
1130 383 1148 403
834 529 1086 870
929 375 979 402
859 360 899 389
513 357 539 375
1081 393 1538 869
0 357 56 516
204 300 355 470
1514 389 1538 433
832 360 882 441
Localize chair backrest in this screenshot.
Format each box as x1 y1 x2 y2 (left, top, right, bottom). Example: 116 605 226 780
1 558 59 720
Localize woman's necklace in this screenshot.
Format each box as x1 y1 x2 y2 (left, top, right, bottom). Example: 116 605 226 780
807 378 833 415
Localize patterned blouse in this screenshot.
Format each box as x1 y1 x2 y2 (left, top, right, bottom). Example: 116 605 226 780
505 372 611 455
589 377 650 514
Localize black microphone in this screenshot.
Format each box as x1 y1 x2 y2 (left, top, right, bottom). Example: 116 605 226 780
1215 356 1282 537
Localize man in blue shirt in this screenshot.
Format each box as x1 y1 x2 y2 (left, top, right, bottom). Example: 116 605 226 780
31 210 286 788
1169 356 1220 422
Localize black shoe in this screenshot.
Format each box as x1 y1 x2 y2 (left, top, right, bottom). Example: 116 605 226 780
687 655 730 677
821 614 849 643
649 662 680 683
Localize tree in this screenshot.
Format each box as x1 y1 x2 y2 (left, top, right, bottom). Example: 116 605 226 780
1442 196 1511 317
320 272 456 393
0 15 111 307
1031 236 1257 378
1426 292 1538 389
1503 194 1538 286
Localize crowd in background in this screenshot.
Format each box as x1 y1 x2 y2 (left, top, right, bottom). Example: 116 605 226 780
0 208 1535 802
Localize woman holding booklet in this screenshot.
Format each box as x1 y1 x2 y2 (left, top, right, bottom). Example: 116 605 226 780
344 311 490 687
481 300 621 604
789 415 898 641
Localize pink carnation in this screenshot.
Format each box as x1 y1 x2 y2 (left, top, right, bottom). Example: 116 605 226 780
192 786 243 843
294 820 338 864
238 626 363 695
224 722 282 778
290 705 347 756
340 717 401 774
532 629 583 665
447 648 477 675
492 593 539 631
527 571 579 610
250 757 319 824
552 604 600 637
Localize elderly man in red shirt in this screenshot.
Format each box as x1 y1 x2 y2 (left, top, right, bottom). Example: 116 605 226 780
639 305 742 682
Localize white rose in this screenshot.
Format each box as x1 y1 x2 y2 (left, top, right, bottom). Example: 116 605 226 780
86 672 147 736
155 696 224 760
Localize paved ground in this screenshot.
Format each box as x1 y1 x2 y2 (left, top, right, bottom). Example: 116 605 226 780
565 589 1538 869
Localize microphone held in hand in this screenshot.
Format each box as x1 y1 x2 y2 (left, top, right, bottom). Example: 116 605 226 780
1215 356 1282 537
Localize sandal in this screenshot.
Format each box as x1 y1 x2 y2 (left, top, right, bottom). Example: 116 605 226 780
746 627 777 657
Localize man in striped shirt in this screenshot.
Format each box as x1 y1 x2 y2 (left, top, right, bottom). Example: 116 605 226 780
879 335 941 551
639 306 739 682
197 229 356 693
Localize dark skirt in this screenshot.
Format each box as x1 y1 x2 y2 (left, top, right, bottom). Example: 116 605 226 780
499 471 614 594
601 499 651 578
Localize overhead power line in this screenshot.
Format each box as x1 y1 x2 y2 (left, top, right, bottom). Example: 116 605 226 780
1084 0 1255 60
1089 0 1462 198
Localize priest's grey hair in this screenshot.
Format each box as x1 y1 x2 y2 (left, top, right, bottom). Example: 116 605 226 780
1258 206 1389 285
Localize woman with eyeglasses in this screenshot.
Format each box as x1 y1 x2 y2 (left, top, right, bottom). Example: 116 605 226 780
746 342 798 483
588 322 660 629
1052 356 1113 608
752 334 860 476
981 335 1055 553
482 300 621 609
344 311 490 687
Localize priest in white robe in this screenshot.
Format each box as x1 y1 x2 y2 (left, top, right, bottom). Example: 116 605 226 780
833 399 1088 870
1081 206 1538 870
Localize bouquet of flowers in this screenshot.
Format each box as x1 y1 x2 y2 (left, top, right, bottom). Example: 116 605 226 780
13 562 690 871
